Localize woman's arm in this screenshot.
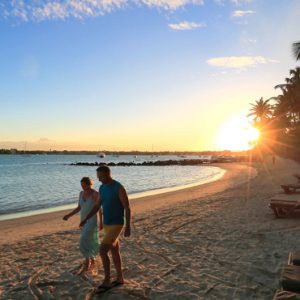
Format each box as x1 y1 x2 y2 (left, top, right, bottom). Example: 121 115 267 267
63 193 81 221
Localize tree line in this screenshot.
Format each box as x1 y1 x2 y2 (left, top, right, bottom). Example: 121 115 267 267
248 42 300 160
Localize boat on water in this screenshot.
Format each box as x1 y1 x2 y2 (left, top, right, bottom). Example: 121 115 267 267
97 152 106 158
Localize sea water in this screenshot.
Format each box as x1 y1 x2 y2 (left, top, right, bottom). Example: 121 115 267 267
0 154 224 219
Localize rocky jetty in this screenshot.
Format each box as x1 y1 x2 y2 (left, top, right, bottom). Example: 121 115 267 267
69 156 250 167
70 159 206 167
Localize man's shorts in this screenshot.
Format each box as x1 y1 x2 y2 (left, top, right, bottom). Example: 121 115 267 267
102 225 124 246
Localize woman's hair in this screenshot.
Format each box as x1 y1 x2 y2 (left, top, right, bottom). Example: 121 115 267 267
80 177 93 186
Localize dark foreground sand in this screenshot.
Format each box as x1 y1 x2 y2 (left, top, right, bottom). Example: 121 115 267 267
1 158 300 300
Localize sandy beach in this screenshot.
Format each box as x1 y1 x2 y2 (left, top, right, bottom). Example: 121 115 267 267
1 158 300 299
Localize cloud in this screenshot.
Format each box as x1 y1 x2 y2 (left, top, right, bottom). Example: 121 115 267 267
140 0 203 10
168 21 206 31
10 0 28 21
207 56 278 69
230 0 253 5
215 0 253 5
241 37 257 45
241 37 257 44
1 0 204 21
232 10 255 17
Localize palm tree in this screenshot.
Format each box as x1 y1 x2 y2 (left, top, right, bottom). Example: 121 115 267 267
289 67 300 84
247 98 276 156
274 67 300 125
247 97 272 123
293 41 300 61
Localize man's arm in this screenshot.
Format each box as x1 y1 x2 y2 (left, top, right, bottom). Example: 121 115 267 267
119 186 131 237
79 192 101 227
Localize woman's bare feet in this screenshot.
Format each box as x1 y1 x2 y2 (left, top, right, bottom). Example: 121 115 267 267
89 257 95 269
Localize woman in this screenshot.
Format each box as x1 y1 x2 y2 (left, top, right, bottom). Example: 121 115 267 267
63 177 102 270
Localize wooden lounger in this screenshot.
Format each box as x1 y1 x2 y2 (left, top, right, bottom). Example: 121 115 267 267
273 289 300 300
269 199 300 218
281 184 300 194
281 265 300 293
289 252 300 266
272 253 300 299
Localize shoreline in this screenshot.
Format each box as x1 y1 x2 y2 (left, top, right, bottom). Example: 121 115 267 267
0 163 255 244
0 166 226 222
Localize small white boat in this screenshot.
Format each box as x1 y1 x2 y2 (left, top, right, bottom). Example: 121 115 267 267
97 152 106 158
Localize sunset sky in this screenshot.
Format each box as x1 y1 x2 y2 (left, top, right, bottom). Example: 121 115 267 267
0 0 299 151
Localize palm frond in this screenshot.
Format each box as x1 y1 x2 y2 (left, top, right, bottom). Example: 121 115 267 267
292 41 300 61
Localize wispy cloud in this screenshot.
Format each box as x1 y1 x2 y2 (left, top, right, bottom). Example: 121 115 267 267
1 0 204 21
232 10 255 17
230 0 253 5
207 56 278 69
215 0 253 5
241 37 257 44
168 21 206 31
141 0 204 10
3 0 126 21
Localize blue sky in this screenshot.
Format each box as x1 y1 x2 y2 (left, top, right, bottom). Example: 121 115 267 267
0 0 299 151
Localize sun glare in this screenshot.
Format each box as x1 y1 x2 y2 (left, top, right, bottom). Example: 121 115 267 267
216 114 260 151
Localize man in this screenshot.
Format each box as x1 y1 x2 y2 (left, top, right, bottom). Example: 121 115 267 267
80 165 131 293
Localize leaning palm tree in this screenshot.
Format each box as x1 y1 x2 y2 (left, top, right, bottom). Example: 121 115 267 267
292 41 300 61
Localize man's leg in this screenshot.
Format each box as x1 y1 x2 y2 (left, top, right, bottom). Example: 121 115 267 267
100 244 112 285
111 240 124 283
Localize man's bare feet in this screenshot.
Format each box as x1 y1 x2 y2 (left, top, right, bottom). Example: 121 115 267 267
114 277 124 284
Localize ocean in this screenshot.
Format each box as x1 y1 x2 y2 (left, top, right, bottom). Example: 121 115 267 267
0 154 225 219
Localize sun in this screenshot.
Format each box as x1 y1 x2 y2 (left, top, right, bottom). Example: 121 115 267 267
216 114 260 151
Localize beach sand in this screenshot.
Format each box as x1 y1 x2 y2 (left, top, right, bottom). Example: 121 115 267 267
1 157 300 299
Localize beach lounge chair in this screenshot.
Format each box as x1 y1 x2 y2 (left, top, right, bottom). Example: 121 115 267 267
289 252 300 266
269 199 300 218
281 184 300 194
273 289 300 300
281 265 300 293
272 253 300 299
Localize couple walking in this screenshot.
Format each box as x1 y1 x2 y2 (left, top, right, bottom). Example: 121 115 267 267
63 165 131 293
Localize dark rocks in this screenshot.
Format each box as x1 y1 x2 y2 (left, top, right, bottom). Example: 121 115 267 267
70 159 205 167
69 156 253 167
